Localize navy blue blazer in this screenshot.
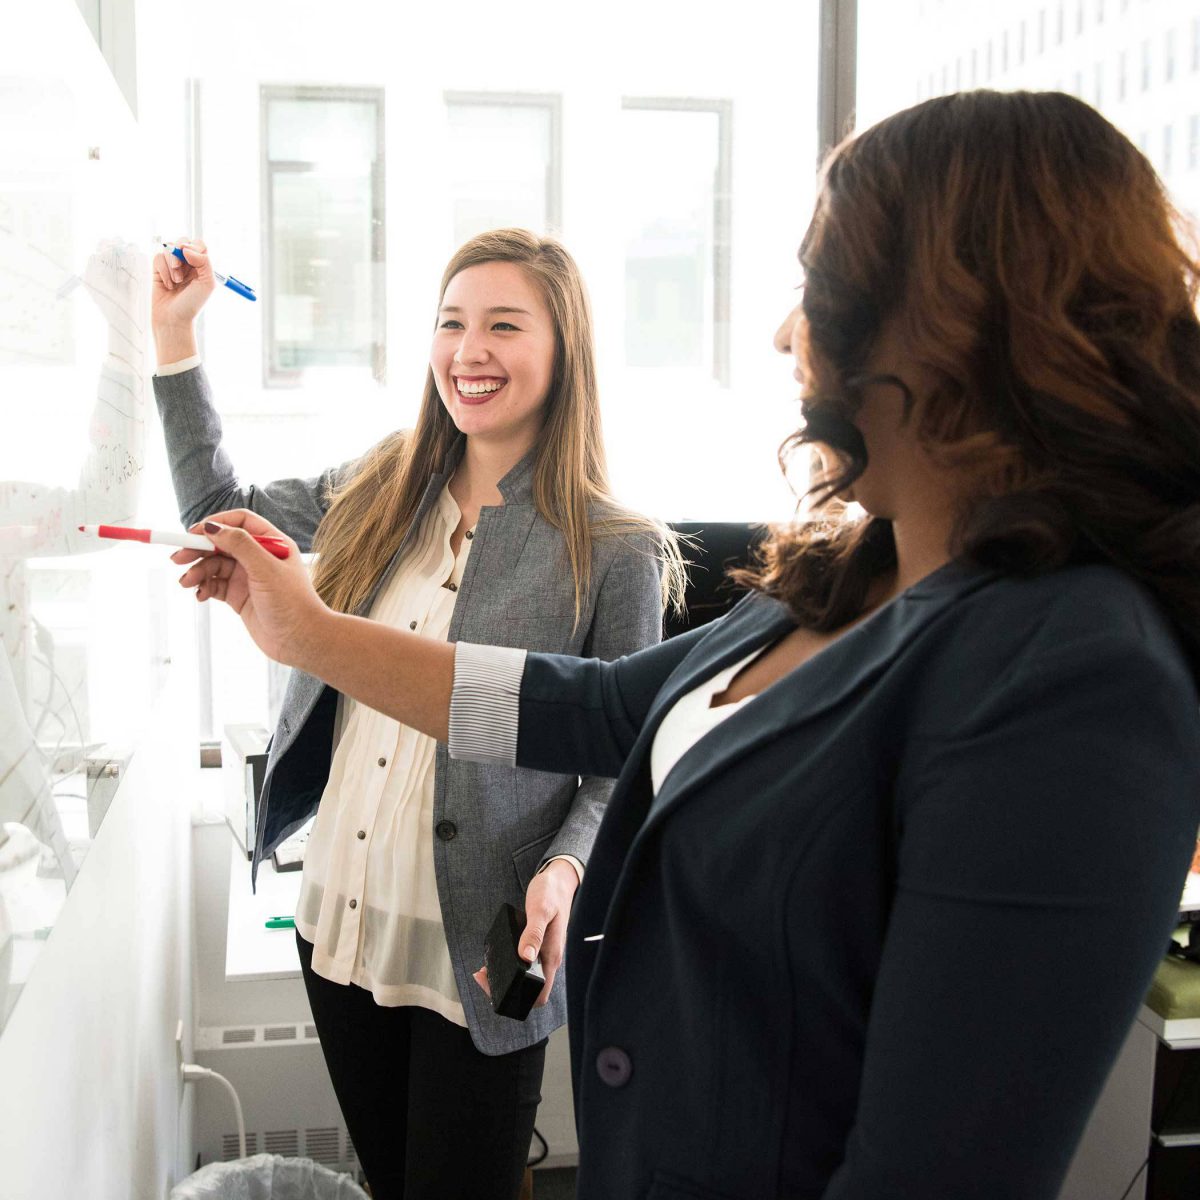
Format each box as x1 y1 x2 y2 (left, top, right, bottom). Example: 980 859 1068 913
516 561 1200 1200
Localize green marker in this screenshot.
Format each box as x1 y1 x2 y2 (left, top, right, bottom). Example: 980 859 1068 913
265 915 295 930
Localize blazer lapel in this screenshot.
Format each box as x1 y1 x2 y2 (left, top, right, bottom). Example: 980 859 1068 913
637 560 999 836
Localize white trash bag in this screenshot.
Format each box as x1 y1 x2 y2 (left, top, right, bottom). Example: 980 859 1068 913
170 1154 369 1200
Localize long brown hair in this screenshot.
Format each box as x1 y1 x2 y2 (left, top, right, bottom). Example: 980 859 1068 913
737 90 1200 661
311 228 686 620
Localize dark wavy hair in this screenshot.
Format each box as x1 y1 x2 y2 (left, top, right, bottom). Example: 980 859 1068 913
736 90 1200 662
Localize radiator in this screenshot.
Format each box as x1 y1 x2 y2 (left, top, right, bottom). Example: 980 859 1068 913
192 1021 363 1181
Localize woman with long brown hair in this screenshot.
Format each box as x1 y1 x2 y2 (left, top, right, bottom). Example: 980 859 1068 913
178 93 1200 1199
151 228 682 1200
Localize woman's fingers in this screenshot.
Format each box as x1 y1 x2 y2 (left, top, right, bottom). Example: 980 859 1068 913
178 552 235 591
153 250 175 291
472 966 492 999
176 239 210 277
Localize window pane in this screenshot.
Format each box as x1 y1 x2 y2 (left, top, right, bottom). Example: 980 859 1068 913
857 0 1200 221
264 89 384 383
270 169 376 370
444 99 555 245
622 107 721 375
267 98 380 164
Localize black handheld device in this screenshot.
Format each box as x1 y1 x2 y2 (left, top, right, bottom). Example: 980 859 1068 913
484 903 545 1021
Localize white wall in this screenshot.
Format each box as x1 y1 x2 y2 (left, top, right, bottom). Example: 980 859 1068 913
0 656 196 1200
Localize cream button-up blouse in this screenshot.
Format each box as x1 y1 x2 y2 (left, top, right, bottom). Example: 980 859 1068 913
295 483 473 1025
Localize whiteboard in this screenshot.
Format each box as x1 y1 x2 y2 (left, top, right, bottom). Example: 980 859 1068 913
0 1 166 1036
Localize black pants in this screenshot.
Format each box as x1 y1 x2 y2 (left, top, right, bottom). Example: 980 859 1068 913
297 932 547 1200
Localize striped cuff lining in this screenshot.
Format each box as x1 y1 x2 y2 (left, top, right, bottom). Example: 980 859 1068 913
449 642 527 766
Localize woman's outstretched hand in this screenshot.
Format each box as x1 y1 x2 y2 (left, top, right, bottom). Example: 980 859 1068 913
172 509 328 668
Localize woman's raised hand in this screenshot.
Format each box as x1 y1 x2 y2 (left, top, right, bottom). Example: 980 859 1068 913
151 237 215 362
172 509 328 668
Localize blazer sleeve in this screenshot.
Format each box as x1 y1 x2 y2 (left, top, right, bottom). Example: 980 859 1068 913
153 364 351 551
515 620 710 780
538 535 666 868
449 586 713 780
819 623 1200 1199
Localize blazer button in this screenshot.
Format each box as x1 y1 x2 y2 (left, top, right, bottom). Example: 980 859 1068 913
596 1046 632 1088
447 582 458 592
436 821 458 841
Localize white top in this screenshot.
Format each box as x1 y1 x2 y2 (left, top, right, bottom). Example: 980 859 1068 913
650 647 765 793
296 484 472 1024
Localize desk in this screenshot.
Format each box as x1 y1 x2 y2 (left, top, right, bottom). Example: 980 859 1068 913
225 842 303 982
1129 920 1200 1199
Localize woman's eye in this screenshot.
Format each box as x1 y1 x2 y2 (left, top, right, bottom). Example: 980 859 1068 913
439 319 463 330
493 322 518 332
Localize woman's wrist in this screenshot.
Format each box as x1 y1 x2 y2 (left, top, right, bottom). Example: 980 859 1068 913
289 604 343 676
152 323 198 366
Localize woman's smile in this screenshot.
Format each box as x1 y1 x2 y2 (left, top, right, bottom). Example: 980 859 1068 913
453 374 509 405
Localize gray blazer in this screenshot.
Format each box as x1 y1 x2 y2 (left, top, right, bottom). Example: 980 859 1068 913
154 366 664 1054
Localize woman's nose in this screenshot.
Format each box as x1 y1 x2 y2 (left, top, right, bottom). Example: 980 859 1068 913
774 302 803 356
454 332 488 365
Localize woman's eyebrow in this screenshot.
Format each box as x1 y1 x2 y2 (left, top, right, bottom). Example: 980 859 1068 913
438 305 533 316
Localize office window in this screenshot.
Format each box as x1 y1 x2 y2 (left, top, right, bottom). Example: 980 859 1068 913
621 100 732 385
1076 0 1085 35
1056 2 1064 44
262 86 385 385
443 94 561 249
971 47 979 84
1002 30 1010 72
1038 7 1047 54
1019 21 1027 64
1096 0 1104 23
857 3 1200 286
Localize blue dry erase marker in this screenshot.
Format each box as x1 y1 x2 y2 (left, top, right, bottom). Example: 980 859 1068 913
163 242 257 302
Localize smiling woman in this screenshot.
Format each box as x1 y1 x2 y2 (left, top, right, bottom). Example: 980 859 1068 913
433 262 556 443
150 226 684 1200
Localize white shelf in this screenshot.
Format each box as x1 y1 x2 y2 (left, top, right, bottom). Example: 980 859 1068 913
224 839 304 982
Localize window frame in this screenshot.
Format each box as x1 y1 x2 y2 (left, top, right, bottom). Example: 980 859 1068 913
620 95 734 387
442 90 564 234
259 83 387 389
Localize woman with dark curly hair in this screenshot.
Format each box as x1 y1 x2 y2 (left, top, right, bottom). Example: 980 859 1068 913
176 91 1200 1200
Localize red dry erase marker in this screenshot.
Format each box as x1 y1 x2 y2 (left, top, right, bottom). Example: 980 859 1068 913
78 523 290 559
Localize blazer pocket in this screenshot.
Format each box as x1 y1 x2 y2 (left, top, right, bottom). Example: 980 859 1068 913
644 1173 749 1200
511 829 559 893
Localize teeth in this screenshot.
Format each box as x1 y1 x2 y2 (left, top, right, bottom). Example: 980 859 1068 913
457 379 504 395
